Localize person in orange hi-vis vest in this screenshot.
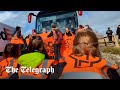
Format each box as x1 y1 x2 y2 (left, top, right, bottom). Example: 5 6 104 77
59 29 120 79
0 43 19 79
9 36 59 79
63 27 73 37
25 34 32 46
37 28 54 58
11 26 24 44
61 27 74 57
11 26 27 55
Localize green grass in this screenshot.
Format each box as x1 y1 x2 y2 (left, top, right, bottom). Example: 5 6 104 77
101 47 120 55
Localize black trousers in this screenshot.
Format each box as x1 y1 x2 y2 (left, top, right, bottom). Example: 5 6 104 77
118 35 120 39
54 44 61 61
108 36 112 42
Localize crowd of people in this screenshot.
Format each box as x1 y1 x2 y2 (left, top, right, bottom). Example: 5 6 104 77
0 24 120 79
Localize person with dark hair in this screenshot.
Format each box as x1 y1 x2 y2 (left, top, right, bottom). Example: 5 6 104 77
116 25 120 41
106 27 113 42
75 25 84 34
63 27 72 37
47 25 63 61
84 25 93 31
9 35 58 79
0 43 19 79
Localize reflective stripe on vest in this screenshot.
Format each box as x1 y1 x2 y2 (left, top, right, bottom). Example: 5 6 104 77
60 72 104 79
8 58 16 79
40 59 48 79
19 59 49 79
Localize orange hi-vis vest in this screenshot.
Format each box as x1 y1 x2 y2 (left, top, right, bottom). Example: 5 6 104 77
26 38 30 45
38 33 54 57
11 36 24 45
0 57 17 79
61 34 74 57
60 55 118 79
18 59 55 79
38 32 50 41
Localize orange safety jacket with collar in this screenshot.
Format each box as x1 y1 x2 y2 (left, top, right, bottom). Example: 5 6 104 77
59 54 119 79
0 57 17 79
61 34 74 57
11 33 24 44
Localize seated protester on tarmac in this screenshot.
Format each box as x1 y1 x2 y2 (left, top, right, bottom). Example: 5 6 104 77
63 27 72 37
59 30 120 79
9 36 57 79
0 43 19 79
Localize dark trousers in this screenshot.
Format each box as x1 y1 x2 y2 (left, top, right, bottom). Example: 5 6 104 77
118 35 120 39
54 44 61 61
108 36 112 42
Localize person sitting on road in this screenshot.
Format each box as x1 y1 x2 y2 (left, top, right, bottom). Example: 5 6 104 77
0 43 19 79
59 30 120 79
9 36 58 79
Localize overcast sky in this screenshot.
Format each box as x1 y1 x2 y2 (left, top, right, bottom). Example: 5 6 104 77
0 11 120 37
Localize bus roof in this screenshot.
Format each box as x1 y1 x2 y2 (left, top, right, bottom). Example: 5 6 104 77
36 11 76 18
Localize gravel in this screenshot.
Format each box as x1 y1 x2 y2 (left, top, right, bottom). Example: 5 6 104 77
101 52 120 75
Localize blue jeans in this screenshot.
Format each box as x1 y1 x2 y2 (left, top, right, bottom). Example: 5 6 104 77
54 44 61 61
